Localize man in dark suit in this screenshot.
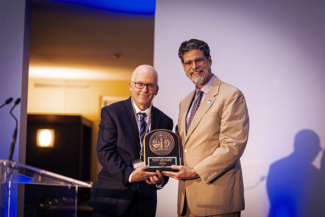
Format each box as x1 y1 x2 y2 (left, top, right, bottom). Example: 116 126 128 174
89 65 173 217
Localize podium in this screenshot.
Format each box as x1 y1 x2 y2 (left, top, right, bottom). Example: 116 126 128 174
0 159 92 217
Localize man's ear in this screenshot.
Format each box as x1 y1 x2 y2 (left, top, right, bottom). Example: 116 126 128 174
208 56 212 66
129 82 133 91
182 62 186 71
155 86 159 96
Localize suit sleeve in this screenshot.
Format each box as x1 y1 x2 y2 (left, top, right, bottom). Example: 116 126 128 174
96 107 134 186
169 119 174 131
194 90 249 183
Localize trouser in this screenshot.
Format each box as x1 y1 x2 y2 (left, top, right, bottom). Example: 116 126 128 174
180 196 241 217
92 191 155 217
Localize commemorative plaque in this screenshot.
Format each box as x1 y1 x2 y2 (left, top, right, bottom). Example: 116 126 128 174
143 129 180 171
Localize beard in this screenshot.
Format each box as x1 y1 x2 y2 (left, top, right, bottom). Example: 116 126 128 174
187 66 211 86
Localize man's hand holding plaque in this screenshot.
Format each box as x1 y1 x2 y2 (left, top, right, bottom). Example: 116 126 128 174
143 129 180 171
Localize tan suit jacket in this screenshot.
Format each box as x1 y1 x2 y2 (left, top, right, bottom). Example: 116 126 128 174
177 76 249 216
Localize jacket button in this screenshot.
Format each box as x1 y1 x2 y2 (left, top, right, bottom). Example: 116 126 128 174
184 149 188 153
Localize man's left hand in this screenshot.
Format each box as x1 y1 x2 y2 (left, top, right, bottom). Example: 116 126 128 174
146 170 164 184
162 165 198 180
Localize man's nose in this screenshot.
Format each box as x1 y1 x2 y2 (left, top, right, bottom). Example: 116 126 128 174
191 61 198 69
142 85 149 92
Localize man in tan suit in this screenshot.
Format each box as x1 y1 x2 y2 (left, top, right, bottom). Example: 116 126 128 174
162 39 249 217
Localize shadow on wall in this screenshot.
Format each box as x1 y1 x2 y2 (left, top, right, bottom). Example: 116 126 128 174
267 129 325 217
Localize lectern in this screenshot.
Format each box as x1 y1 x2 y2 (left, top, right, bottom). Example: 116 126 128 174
0 160 92 217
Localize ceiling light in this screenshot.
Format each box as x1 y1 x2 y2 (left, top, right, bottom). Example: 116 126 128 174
51 0 155 15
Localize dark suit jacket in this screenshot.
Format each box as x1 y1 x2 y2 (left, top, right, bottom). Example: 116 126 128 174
88 97 173 216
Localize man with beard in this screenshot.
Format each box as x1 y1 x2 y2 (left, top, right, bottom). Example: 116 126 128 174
162 39 249 217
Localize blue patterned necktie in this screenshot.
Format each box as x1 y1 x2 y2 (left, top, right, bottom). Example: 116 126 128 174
138 112 147 143
186 90 204 134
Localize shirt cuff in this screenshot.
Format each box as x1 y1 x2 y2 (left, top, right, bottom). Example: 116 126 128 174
129 171 134 183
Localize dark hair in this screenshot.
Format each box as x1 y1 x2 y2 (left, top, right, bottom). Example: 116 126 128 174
178 39 210 63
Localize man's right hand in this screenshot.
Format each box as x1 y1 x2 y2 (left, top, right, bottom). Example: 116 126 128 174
131 165 158 183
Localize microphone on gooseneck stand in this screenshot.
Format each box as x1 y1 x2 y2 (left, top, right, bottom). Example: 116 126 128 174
0 97 13 109
8 98 21 161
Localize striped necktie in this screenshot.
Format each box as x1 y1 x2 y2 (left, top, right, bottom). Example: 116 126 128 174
186 90 203 134
138 112 147 143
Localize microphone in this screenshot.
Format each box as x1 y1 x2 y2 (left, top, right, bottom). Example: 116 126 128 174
0 97 13 109
8 98 21 161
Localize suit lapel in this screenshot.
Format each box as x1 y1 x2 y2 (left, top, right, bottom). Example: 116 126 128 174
151 106 160 131
122 98 141 151
184 78 221 145
179 90 196 143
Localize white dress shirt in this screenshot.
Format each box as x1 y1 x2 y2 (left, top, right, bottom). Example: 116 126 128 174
129 98 152 182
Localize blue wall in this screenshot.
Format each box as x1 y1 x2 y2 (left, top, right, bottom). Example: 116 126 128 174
0 0 30 216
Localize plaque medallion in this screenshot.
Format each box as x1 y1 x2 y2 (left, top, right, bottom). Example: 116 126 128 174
143 129 180 171
148 131 175 156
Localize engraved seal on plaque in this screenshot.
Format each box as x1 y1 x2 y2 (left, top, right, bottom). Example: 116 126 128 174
148 131 175 156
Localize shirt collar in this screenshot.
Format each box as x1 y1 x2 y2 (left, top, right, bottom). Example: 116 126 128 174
196 74 216 94
132 98 152 117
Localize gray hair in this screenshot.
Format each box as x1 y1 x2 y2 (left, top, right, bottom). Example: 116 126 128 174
178 39 210 63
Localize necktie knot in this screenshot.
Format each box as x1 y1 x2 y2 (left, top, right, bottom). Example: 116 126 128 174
197 90 203 98
138 112 147 121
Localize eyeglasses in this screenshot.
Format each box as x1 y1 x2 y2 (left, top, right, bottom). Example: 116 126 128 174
183 57 206 68
132 82 157 90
